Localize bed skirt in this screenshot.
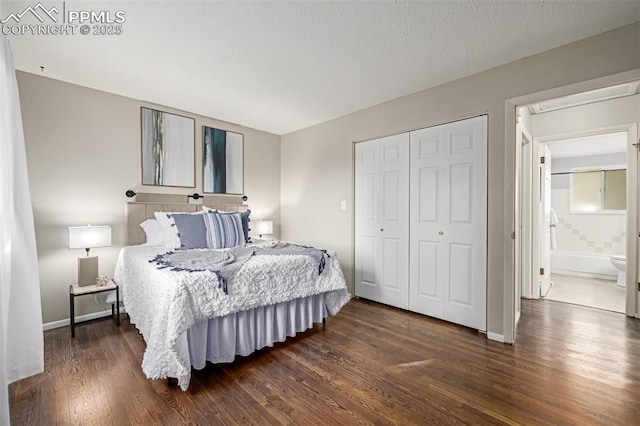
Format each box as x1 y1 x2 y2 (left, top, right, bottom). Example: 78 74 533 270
185 293 327 369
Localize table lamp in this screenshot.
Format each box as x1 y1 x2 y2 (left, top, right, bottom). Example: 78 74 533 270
68 225 111 287
254 220 273 239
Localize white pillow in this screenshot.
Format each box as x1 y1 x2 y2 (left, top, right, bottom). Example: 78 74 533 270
140 219 164 246
153 210 206 248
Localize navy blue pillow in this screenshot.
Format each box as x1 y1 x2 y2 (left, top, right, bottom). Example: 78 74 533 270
171 213 208 249
240 209 251 243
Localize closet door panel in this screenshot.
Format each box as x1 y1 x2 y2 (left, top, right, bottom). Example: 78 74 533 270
360 174 377 221
443 116 487 330
415 239 444 318
383 237 401 288
418 167 438 222
417 241 438 296
355 134 409 309
383 171 401 220
449 243 473 305
449 163 473 223
409 125 447 317
410 116 487 330
355 140 381 302
359 236 377 285
379 134 410 309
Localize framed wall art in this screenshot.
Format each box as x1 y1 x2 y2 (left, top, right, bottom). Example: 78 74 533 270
203 126 244 194
141 107 195 187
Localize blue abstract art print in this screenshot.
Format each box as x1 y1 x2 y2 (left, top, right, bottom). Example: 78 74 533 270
203 126 244 194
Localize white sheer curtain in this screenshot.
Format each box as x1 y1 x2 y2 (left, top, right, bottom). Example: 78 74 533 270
0 33 44 424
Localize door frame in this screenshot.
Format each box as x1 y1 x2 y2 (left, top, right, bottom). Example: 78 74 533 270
537 143 552 298
514 118 533 324
519 127 533 301
505 68 640 343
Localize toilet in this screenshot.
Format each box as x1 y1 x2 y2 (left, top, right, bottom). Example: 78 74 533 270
610 255 626 288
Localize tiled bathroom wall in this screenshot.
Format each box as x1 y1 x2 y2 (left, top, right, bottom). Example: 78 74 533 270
550 153 626 255
551 188 626 255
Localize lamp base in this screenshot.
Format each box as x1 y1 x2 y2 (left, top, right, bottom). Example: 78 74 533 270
78 256 98 287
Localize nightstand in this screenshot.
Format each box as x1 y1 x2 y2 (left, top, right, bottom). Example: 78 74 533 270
69 281 120 338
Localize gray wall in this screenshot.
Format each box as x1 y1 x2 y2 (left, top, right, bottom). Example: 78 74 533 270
280 23 640 338
17 72 281 324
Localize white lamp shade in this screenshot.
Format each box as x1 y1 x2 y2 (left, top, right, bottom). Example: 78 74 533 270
68 225 112 250
253 220 273 236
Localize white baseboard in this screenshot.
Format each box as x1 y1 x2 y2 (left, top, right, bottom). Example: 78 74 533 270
515 310 521 326
43 307 125 331
487 332 505 343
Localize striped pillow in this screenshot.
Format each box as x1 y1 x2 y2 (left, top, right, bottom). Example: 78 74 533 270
203 212 246 249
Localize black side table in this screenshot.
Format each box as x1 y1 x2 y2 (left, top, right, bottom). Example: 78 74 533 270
69 281 120 338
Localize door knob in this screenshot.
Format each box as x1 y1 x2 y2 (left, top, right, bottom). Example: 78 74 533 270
380 228 384 232
439 231 444 235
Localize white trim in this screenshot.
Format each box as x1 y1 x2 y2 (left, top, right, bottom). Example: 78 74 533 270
43 308 124 331
624 123 638 316
487 332 505 343
515 310 521 327
503 102 517 344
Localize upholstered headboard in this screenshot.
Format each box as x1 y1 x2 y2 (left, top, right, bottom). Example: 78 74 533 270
125 193 248 246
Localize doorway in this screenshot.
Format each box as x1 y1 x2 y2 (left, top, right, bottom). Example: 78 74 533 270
537 133 629 313
508 73 640 343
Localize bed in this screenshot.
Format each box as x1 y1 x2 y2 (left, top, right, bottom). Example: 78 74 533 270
114 193 350 390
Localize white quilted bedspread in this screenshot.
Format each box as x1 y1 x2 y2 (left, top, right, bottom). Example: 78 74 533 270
114 242 350 390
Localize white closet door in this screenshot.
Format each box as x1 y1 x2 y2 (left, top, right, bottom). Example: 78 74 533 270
355 133 409 309
409 116 487 330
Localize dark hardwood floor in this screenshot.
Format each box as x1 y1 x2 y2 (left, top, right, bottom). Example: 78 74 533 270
10 298 640 425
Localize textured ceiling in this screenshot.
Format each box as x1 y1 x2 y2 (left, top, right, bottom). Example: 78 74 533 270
4 1 640 134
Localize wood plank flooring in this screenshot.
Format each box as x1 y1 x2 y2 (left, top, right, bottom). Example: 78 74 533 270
10 298 640 425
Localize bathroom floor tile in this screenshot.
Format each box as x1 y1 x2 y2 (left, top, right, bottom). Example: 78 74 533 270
543 273 625 313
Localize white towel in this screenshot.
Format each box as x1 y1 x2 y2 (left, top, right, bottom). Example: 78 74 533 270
550 208 558 250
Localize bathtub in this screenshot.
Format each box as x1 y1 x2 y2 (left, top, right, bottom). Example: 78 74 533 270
550 250 618 280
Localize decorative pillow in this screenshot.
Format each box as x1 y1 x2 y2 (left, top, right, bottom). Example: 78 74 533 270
170 214 208 250
239 210 251 243
140 219 164 246
154 210 205 248
203 212 245 249
203 208 251 243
